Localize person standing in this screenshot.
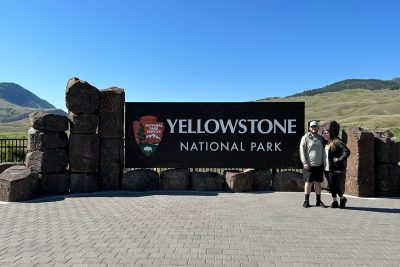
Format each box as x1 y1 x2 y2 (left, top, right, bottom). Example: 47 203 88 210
299 121 327 208
322 127 350 208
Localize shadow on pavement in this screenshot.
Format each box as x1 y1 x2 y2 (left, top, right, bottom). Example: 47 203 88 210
345 206 400 214
23 190 223 203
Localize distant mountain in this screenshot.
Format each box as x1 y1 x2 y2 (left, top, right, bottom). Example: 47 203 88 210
0 82 55 108
391 77 400 86
288 78 399 97
0 82 66 123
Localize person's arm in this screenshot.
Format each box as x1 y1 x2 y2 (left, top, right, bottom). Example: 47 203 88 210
335 140 350 162
299 135 309 169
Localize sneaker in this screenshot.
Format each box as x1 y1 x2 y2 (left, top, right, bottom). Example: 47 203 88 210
303 200 310 208
330 201 339 208
340 197 347 208
316 201 328 208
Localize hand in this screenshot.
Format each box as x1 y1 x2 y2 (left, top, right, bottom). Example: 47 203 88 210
333 158 338 162
303 164 310 171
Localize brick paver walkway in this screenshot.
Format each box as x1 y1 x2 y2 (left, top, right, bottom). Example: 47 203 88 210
1 191 399 266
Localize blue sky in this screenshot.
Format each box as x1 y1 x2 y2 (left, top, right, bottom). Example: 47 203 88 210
1 0 399 110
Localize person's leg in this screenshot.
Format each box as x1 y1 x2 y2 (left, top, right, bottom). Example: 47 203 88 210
314 166 327 207
303 181 313 207
331 172 347 208
303 170 313 207
327 172 339 208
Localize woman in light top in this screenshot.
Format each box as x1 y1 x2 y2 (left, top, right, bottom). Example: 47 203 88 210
322 127 350 208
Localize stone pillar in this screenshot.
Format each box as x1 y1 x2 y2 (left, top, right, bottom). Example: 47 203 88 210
66 77 99 193
372 130 400 197
98 88 125 190
343 128 375 197
25 111 69 195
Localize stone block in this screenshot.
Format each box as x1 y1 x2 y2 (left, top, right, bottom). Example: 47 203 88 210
191 171 222 191
98 139 123 190
375 163 400 197
0 162 21 174
225 171 253 192
25 149 68 173
161 169 190 190
273 171 303 192
122 169 159 191
69 134 99 173
98 88 125 139
250 169 273 191
343 128 375 197
68 112 99 134
27 128 68 151
66 77 99 114
29 111 68 132
70 173 98 193
0 166 38 202
38 172 70 195
372 130 400 164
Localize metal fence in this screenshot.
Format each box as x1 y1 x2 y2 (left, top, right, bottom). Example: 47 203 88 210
0 138 28 163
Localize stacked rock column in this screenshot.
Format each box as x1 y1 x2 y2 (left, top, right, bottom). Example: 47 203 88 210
98 88 125 190
66 78 100 193
25 111 69 195
343 127 375 197
372 130 400 196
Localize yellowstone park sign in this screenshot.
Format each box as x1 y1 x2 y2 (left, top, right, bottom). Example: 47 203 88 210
125 102 304 168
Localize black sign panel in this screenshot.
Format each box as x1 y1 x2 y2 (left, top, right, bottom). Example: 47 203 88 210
125 102 304 168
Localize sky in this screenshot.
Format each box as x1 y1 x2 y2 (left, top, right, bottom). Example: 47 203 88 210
0 0 399 110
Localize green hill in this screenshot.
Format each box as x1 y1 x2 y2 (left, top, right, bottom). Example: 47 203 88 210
0 82 54 108
261 89 400 136
0 83 66 137
288 78 399 97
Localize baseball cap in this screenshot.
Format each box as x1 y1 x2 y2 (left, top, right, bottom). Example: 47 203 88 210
309 121 319 127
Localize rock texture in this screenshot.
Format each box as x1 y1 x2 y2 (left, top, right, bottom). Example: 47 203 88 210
161 169 190 190
27 128 68 151
343 128 375 197
70 173 98 193
66 78 99 114
68 112 99 134
99 139 124 190
273 171 303 192
29 111 68 132
374 163 400 197
0 165 38 202
26 149 68 173
69 134 99 173
122 169 159 191
38 172 70 195
191 171 223 191
250 169 273 191
98 88 125 139
225 171 253 192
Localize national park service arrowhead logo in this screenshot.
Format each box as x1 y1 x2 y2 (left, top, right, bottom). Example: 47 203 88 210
133 115 164 157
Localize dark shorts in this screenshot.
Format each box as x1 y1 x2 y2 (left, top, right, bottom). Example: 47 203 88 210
303 165 324 183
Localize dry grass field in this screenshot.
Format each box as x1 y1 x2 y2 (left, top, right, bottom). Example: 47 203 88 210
262 89 400 136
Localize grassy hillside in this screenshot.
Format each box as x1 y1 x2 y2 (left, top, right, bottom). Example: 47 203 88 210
261 89 400 136
288 78 399 97
0 119 30 138
0 82 54 108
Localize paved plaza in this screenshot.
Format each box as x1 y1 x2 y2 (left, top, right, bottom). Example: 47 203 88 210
0 191 399 267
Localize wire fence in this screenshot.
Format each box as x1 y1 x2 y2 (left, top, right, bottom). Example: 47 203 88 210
0 138 28 163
